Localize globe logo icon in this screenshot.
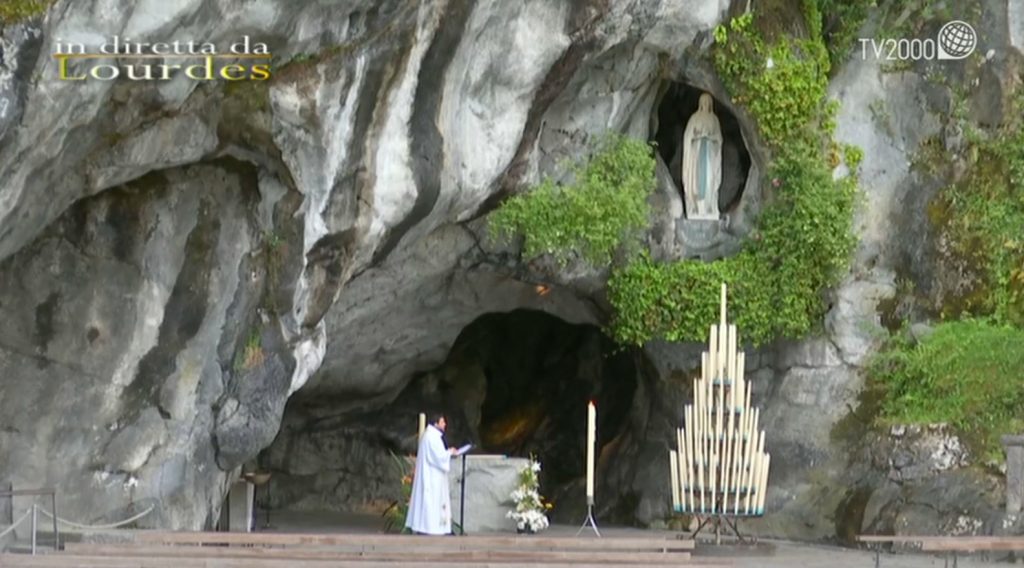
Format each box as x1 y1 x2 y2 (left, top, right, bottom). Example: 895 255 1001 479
937 20 977 60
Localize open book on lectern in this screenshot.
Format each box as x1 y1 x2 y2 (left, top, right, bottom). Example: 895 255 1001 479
455 444 473 456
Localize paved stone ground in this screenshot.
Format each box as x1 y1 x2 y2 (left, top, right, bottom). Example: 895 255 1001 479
706 540 996 567
266 510 1002 567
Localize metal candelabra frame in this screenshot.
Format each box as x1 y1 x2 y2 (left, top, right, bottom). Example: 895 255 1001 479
668 284 770 545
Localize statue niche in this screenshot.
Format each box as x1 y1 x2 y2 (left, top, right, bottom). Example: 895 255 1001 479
681 93 722 220
653 84 750 225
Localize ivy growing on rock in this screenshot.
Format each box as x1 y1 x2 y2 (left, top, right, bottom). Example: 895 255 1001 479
608 4 857 346
865 94 1024 454
608 151 856 346
490 4 857 347
933 99 1024 326
489 135 656 267
711 12 831 144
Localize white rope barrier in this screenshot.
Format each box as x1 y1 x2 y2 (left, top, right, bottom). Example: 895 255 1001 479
35 505 154 530
0 508 33 540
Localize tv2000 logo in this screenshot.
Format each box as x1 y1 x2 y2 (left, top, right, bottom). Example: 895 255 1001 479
860 20 977 61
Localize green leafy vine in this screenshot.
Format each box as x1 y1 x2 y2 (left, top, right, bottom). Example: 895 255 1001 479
489 135 656 266
608 5 857 346
489 4 857 347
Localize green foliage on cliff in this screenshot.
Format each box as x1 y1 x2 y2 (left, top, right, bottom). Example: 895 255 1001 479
489 6 857 347
868 320 1024 459
0 0 51 24
489 135 656 266
815 0 876 66
932 104 1024 326
232 330 264 372
607 5 856 346
712 12 831 145
867 70 1023 459
811 0 957 67
608 152 856 346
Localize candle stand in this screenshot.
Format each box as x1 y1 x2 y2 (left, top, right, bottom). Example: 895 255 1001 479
682 511 757 544
575 497 601 537
667 284 770 546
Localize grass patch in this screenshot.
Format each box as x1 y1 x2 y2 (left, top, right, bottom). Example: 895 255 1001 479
233 330 264 372
868 320 1024 460
934 100 1024 325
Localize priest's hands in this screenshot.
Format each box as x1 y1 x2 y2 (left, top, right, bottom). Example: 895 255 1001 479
448 447 458 456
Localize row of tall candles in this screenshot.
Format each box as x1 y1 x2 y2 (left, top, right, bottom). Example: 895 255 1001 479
669 289 770 516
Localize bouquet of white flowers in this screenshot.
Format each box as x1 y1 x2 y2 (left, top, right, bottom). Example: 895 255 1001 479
506 457 551 533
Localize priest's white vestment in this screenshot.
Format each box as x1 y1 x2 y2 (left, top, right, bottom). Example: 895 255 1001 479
405 424 452 535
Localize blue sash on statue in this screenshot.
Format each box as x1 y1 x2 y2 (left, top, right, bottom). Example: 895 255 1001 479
697 137 710 201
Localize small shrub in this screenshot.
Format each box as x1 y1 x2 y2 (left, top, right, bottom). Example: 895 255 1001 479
489 135 656 266
382 452 413 533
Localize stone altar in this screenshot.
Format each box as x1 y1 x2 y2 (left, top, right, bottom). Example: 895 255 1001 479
226 480 255 532
448 455 529 533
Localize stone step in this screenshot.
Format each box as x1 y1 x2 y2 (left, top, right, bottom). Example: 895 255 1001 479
64 543 698 564
0 553 730 568
2 538 60 554
131 530 696 551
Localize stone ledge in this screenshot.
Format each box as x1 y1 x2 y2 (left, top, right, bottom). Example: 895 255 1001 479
1001 435 1024 447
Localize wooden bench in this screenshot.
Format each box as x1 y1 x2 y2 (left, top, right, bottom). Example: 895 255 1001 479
921 537 1024 567
858 534 1024 567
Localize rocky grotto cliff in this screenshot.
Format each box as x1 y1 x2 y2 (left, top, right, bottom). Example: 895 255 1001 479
0 0 1022 541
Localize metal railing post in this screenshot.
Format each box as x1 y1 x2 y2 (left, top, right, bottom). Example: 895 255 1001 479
30 504 37 555
52 491 59 551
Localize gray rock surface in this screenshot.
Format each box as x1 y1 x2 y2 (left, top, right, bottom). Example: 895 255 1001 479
0 163 262 528
0 0 727 528
0 0 1020 540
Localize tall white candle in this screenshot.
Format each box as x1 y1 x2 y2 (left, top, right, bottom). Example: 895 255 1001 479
720 283 727 328
685 406 695 512
669 450 680 511
758 454 771 514
745 441 759 515
677 428 687 494
418 413 426 439
586 401 596 499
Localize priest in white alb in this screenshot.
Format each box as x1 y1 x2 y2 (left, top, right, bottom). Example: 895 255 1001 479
406 413 458 535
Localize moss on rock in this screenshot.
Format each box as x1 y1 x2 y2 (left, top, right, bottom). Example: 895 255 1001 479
0 0 52 25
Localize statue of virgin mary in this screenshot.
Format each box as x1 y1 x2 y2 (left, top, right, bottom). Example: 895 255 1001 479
681 93 723 220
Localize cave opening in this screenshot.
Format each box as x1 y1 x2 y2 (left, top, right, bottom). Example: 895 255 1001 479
652 82 752 215
262 309 643 525
448 310 638 495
